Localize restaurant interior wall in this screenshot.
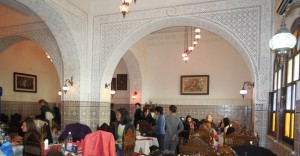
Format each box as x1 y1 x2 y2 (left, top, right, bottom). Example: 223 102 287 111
0 40 61 117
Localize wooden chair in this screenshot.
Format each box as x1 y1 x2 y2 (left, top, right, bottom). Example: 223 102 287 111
122 128 136 156
223 133 236 147
191 128 214 147
233 130 259 146
179 136 209 156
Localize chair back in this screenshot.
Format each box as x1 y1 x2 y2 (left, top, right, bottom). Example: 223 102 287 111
234 130 259 146
58 123 92 142
223 133 236 147
122 128 136 156
179 136 209 155
83 130 116 156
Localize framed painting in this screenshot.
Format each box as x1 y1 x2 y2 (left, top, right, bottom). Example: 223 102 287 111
14 72 37 93
117 74 127 90
111 78 116 90
180 75 209 95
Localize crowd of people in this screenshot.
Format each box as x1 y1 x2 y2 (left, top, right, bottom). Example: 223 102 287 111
4 100 243 156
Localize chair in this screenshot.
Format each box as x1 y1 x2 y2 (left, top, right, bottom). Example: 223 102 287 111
58 123 92 142
0 113 9 123
179 136 209 156
232 145 277 156
82 130 116 156
223 133 236 147
122 128 136 156
34 119 53 144
9 113 22 137
233 130 259 146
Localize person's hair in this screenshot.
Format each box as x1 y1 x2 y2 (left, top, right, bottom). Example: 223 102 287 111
135 103 141 107
23 118 38 132
117 108 132 125
155 106 163 114
169 105 177 113
223 117 231 127
38 99 48 104
185 115 193 122
143 108 150 113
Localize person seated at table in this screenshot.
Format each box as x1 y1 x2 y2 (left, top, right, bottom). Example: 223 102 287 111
226 120 242 136
185 115 196 132
12 117 43 156
140 107 156 136
206 114 218 131
222 117 231 135
113 108 135 156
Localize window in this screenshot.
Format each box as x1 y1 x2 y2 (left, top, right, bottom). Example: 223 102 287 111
269 17 300 147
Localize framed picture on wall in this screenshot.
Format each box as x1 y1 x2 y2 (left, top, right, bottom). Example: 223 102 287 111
14 72 37 93
180 75 209 95
117 74 127 90
111 78 116 91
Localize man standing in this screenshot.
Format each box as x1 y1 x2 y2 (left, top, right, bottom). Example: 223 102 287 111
164 105 184 153
155 106 165 151
134 103 143 128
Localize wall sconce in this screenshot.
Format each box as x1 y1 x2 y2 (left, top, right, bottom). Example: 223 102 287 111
240 81 254 99
105 83 116 96
58 91 62 96
62 76 74 94
240 81 255 131
132 91 137 100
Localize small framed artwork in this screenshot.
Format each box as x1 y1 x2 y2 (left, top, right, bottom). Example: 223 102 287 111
111 78 116 90
180 75 209 95
117 74 127 90
14 72 37 93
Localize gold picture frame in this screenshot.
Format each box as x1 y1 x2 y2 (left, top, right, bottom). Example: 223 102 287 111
14 72 37 93
180 75 209 95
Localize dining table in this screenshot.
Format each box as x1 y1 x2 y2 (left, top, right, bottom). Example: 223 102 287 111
135 136 159 155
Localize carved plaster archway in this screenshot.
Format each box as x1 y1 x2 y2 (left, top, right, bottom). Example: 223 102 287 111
18 0 80 100
102 17 257 101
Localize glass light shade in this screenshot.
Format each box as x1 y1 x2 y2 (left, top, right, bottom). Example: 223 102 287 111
123 0 133 4
132 95 136 99
269 32 296 52
111 90 116 95
183 56 189 61
63 85 69 92
119 3 130 13
195 34 201 39
58 91 62 96
182 53 187 57
240 89 247 95
188 46 194 51
195 28 201 33
193 40 198 45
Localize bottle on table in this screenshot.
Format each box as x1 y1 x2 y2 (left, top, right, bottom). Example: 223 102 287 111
66 132 73 151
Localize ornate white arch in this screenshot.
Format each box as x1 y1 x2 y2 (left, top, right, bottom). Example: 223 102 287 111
18 0 80 100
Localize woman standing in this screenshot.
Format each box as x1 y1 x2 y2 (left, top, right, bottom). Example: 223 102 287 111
114 108 135 156
164 105 184 153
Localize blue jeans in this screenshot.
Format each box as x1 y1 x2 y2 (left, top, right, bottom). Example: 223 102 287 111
156 134 165 151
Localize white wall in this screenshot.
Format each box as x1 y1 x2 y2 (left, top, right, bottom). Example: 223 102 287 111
135 28 252 105
0 40 61 103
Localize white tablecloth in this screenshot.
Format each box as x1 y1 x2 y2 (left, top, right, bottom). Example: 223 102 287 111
134 136 159 155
